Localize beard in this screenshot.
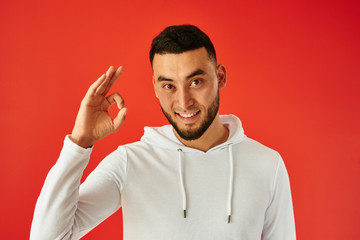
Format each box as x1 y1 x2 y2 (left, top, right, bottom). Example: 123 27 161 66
160 92 219 141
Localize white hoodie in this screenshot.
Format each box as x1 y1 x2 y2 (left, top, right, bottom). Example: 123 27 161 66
31 115 296 240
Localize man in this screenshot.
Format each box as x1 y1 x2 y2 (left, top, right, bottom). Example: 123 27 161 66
31 25 296 239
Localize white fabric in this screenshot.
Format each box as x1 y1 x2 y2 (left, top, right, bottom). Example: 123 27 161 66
31 115 296 240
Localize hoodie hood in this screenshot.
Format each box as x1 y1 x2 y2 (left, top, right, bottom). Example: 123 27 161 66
140 114 246 152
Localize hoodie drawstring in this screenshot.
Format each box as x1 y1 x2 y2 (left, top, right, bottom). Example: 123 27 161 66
227 144 234 223
177 148 187 218
177 145 234 223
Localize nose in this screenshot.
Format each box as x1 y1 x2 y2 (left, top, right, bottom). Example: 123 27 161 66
176 88 195 110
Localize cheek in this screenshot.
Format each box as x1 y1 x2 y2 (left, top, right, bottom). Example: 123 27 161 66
157 92 173 109
201 85 218 104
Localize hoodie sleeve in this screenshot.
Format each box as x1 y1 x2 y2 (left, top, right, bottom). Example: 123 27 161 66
30 136 127 240
262 154 296 240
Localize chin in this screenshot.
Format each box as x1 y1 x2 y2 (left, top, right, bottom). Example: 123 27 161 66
160 92 220 141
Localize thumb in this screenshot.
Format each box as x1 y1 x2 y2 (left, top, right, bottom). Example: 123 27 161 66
113 107 127 132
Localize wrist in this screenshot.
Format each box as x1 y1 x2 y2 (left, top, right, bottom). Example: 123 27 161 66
69 135 94 149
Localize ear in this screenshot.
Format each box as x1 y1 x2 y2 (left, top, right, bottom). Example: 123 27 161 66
217 64 227 89
152 75 159 98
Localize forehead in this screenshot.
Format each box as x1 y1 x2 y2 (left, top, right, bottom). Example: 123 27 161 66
152 47 216 79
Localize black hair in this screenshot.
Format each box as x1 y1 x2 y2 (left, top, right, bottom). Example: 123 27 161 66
149 24 217 66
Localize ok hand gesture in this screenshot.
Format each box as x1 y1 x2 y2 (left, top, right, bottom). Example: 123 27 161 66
70 66 127 148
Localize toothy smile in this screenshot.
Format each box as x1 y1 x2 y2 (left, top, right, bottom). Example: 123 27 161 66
176 111 200 118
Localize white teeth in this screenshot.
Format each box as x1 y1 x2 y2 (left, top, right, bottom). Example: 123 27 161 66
179 112 197 118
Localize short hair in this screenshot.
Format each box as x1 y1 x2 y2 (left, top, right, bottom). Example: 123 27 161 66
149 24 217 66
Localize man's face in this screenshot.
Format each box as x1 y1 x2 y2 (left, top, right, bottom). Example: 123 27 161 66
152 47 226 141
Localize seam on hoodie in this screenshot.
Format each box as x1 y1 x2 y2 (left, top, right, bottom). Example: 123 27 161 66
120 146 129 196
269 153 281 206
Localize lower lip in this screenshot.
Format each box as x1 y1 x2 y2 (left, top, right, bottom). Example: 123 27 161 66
176 111 200 123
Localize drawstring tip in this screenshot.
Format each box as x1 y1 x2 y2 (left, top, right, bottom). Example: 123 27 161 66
228 215 231 224
184 209 187 218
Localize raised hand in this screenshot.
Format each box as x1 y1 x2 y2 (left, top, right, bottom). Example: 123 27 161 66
70 66 127 148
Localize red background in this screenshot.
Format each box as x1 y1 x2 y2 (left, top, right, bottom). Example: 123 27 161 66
1 0 359 239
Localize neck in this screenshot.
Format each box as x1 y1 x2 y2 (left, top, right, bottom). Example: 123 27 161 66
174 114 229 152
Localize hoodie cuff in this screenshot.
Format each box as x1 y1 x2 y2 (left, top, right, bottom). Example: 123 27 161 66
64 135 93 154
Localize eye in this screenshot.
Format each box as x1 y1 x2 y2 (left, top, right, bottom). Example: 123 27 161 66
191 79 200 86
163 84 173 90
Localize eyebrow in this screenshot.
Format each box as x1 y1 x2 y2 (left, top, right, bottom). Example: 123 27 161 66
157 69 205 82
